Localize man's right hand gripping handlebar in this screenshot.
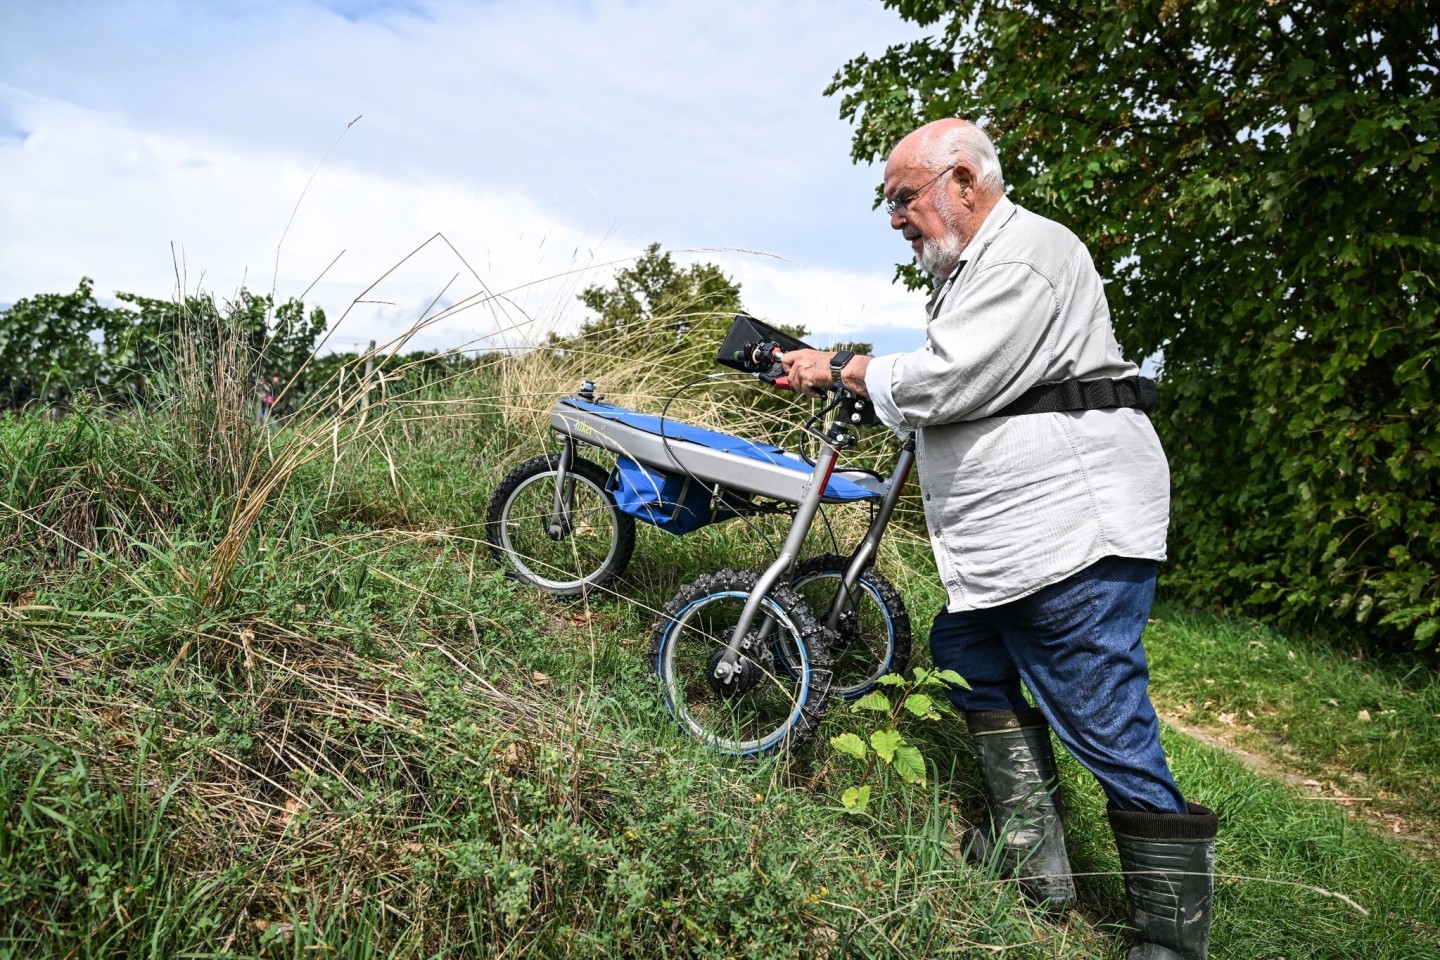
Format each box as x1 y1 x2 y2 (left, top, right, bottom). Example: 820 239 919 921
779 348 870 399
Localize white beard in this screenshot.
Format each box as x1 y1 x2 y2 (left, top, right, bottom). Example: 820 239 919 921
918 234 962 277
917 187 964 277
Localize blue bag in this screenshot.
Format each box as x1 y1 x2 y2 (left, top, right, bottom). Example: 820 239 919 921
608 456 737 535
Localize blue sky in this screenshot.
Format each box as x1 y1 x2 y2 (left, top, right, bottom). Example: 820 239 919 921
0 0 937 356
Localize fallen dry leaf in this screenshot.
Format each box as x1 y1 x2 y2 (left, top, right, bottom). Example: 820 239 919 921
280 796 304 827
499 741 526 772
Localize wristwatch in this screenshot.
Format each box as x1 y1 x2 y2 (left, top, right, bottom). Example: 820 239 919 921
829 350 855 387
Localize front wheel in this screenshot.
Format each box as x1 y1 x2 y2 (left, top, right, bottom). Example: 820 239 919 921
486 453 635 598
651 569 833 756
790 555 911 699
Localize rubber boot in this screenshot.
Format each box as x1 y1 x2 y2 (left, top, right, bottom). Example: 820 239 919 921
965 707 1077 916
1108 802 1218 960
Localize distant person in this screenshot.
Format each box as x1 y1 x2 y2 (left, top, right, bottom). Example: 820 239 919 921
781 118 1217 958
258 375 280 425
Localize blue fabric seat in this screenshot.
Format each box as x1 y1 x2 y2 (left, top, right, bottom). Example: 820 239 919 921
561 398 878 502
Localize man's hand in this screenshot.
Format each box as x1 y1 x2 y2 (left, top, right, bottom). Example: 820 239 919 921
779 349 870 398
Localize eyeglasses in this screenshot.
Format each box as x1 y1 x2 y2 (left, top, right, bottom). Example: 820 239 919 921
884 166 951 216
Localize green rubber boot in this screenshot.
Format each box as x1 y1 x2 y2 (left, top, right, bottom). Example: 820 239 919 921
965 707 1077 916
1108 802 1218 960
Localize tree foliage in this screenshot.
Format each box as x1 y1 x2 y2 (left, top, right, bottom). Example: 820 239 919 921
0 279 326 411
0 278 114 409
574 243 745 350
828 1 1440 648
569 243 848 360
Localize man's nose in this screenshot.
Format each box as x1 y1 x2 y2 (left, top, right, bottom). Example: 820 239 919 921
890 208 907 230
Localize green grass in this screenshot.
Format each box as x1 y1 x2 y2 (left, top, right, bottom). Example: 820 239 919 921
1144 605 1440 847
0 526 1070 958
3 325 1440 958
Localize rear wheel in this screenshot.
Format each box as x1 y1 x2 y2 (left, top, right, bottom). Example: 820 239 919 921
790 555 911 698
651 569 833 755
486 454 634 598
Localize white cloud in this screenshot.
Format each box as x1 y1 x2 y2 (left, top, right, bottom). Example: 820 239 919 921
0 1 935 355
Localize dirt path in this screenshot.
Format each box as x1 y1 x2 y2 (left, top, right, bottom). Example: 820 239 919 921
1160 712 1439 856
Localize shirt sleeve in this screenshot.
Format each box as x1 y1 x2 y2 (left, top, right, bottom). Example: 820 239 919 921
876 259 1058 428
862 353 905 431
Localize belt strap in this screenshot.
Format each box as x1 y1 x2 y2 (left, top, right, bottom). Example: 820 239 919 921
992 375 1157 418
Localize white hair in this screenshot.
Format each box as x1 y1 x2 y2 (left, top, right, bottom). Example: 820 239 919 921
923 122 1004 194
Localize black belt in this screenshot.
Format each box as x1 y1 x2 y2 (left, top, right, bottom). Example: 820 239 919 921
991 375 1157 418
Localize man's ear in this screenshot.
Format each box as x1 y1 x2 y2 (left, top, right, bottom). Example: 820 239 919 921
951 162 975 196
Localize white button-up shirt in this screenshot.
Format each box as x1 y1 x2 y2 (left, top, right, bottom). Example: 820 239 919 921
865 196 1169 611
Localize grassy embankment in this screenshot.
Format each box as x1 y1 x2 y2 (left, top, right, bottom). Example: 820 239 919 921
2 300 1438 958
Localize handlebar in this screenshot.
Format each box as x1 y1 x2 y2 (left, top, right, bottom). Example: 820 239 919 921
736 339 793 390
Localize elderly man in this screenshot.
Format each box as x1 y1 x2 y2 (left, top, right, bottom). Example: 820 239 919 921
781 119 1217 959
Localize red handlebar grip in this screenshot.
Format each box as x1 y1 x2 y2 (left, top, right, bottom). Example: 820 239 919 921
774 376 792 390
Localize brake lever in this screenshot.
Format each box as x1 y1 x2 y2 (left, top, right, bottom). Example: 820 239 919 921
756 361 792 390
747 342 792 391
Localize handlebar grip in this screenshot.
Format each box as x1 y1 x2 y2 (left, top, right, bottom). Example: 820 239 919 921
773 376 792 390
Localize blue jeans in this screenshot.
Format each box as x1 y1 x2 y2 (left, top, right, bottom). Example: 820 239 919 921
930 555 1187 814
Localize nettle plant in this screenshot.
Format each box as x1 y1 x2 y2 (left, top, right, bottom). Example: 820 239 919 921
829 667 968 814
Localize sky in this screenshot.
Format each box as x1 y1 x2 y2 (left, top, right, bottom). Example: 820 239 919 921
0 0 937 358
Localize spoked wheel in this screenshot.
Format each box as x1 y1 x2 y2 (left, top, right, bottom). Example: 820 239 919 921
486 454 635 598
789 555 911 699
651 569 833 756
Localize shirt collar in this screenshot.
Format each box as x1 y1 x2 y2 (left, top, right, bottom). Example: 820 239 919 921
959 193 1015 265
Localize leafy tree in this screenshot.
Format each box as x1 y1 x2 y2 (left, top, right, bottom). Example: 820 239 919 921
224 290 328 405
569 244 821 357
571 243 746 350
827 1 1439 648
0 279 327 411
0 278 118 408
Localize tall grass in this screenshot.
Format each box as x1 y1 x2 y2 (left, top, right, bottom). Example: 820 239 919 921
0 284 1065 958
3 277 1438 958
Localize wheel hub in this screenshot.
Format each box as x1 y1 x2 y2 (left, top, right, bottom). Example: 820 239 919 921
833 607 860 649
706 632 771 698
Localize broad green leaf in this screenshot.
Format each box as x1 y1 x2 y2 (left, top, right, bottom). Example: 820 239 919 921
892 745 927 786
853 690 891 712
933 669 969 689
841 785 871 813
912 666 949 688
903 694 939 719
830 732 868 761
870 729 903 763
